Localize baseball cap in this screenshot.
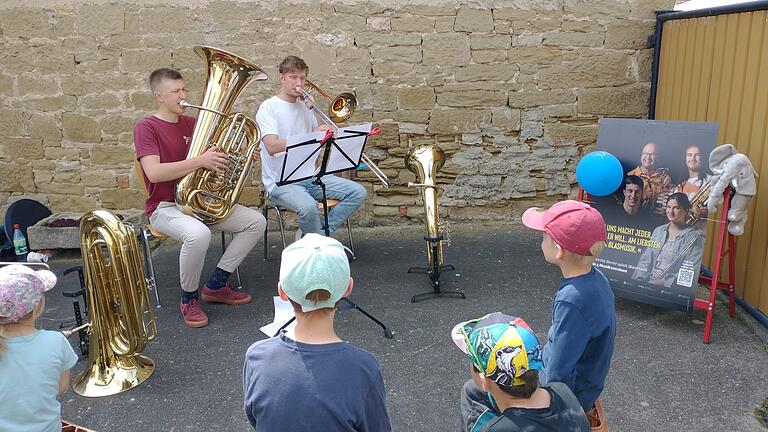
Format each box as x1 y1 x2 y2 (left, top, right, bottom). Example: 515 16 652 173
279 233 351 313
451 312 543 387
0 264 57 324
522 200 606 256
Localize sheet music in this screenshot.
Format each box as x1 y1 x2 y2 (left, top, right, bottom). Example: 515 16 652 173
280 130 326 183
259 296 296 337
327 122 372 173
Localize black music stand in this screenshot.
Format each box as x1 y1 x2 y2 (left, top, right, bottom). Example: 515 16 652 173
274 126 393 339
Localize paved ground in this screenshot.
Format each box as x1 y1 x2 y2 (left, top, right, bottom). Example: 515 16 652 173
31 223 768 431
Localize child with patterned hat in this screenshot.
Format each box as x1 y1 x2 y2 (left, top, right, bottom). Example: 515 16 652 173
452 312 589 432
0 264 79 432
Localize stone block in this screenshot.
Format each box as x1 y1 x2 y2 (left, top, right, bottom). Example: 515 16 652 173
100 189 146 210
20 95 77 112
470 34 512 50
423 33 470 66
472 50 507 64
81 170 118 188
367 17 390 31
538 52 633 89
356 84 398 111
435 16 456 32
333 2 389 16
74 4 125 36
62 113 101 143
17 75 60 97
629 0 676 19
391 16 435 32
127 92 156 111
605 21 654 49
637 49 654 82
44 147 81 161
0 109 23 136
27 114 62 140
437 90 507 107
91 145 135 166
138 6 201 34
80 93 122 111
301 45 337 77
0 138 44 161
0 163 35 193
0 9 52 38
543 104 577 117
508 46 563 65
0 74 13 97
562 18 607 33
509 89 576 108
564 0 631 22
337 47 372 77
399 4 457 16
121 49 172 74
398 87 436 110
373 110 431 124
372 45 422 64
517 34 543 46
577 83 650 116
455 7 494 32
543 31 605 47
100 116 136 136
48 195 101 214
354 33 422 47
491 107 521 131
514 17 563 34
27 209 144 250
427 108 490 134
543 122 599 146
372 61 415 77
455 64 517 82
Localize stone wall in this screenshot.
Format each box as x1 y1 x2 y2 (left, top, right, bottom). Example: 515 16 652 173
0 0 674 226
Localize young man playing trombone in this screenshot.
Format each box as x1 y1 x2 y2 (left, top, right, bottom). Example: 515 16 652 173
255 56 367 241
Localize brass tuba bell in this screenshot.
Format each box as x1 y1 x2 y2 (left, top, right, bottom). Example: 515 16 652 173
73 210 158 397
176 45 268 224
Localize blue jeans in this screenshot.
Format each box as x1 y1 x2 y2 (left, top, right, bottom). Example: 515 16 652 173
268 175 366 235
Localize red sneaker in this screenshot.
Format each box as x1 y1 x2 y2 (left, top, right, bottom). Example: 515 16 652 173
180 299 208 328
201 283 252 305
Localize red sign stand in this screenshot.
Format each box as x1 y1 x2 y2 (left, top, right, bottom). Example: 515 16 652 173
578 187 736 344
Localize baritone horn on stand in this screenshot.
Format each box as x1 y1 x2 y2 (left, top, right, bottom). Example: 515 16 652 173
405 145 465 303
69 210 158 397
176 45 268 224
296 80 391 188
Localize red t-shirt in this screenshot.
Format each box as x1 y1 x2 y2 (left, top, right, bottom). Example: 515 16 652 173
133 115 196 217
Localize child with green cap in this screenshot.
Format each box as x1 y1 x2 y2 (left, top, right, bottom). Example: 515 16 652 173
243 233 390 431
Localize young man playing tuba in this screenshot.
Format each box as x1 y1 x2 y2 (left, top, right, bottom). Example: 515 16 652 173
134 68 265 328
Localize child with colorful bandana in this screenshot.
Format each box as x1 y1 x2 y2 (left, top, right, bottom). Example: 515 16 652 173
0 265 78 432
452 312 589 432
522 200 616 425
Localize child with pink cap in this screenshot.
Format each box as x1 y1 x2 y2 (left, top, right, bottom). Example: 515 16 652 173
521 200 616 427
0 264 78 432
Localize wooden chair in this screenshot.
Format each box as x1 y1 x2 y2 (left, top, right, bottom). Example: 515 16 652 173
133 161 241 308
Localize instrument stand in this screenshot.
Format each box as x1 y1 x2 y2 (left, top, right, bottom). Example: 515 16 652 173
408 235 464 303
278 129 393 339
61 265 90 356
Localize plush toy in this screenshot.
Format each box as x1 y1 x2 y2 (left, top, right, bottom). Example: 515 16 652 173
707 144 758 236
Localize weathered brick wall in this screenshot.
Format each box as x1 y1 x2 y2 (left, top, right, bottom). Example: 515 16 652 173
0 0 674 226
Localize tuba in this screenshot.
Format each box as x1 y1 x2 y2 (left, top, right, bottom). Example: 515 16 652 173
405 144 464 302
73 210 158 397
297 80 391 188
176 45 268 224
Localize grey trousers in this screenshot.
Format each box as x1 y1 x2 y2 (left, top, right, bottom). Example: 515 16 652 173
150 202 266 293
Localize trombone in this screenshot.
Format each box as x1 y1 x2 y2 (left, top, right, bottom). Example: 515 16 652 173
296 80 391 188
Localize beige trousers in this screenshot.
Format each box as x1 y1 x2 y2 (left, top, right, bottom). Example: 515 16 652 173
150 202 266 293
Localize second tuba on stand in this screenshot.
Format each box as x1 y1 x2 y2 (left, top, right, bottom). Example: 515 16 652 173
175 45 268 224
73 210 158 397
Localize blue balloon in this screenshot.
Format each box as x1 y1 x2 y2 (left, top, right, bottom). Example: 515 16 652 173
576 151 623 196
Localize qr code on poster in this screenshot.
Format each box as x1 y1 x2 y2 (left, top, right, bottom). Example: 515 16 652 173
677 268 695 287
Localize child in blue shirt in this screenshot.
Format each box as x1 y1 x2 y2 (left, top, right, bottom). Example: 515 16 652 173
0 264 78 432
522 200 616 425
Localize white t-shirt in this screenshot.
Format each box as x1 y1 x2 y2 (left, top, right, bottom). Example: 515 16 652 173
255 96 319 193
